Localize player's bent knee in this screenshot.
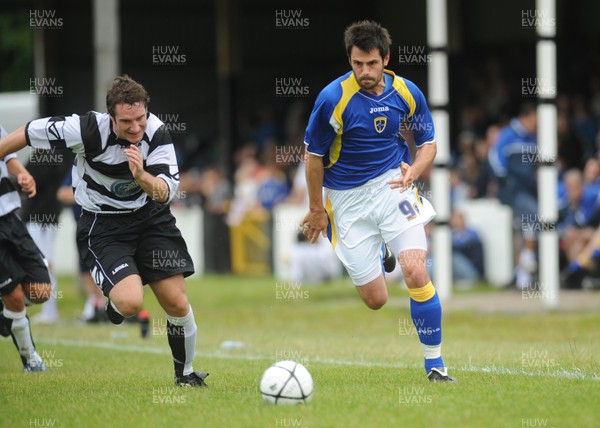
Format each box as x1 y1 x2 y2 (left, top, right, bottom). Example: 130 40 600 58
24 282 52 303
363 295 387 310
402 267 430 289
116 300 144 317
163 298 191 317
2 287 26 310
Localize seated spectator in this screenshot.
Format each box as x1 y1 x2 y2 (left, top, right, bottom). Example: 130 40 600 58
559 168 600 288
426 212 485 289
560 226 600 290
558 169 592 238
450 212 484 289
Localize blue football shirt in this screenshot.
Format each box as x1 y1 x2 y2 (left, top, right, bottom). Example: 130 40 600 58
304 70 435 190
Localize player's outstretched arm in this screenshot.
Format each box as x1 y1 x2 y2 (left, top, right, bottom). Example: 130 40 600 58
0 125 28 159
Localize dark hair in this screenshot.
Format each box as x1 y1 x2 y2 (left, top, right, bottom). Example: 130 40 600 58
106 75 150 117
344 20 392 59
518 101 537 117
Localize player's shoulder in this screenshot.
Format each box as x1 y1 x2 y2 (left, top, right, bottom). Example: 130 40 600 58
390 73 424 97
145 112 172 145
496 119 522 144
316 71 354 105
145 112 167 137
146 112 164 128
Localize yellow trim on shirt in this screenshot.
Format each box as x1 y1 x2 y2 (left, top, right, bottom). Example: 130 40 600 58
391 72 416 117
326 74 361 168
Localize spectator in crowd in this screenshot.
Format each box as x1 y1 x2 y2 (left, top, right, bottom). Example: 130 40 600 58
450 211 484 289
560 227 600 290
558 169 588 234
559 167 600 288
427 212 485 289
488 102 538 290
583 158 600 199
557 111 586 171
198 166 232 273
226 143 262 227
571 95 598 158
472 127 499 199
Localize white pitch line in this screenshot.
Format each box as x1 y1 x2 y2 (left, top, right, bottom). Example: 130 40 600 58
38 337 600 382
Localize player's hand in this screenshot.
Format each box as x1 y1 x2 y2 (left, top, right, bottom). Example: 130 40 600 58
124 143 145 179
388 162 414 192
17 172 36 198
300 209 328 244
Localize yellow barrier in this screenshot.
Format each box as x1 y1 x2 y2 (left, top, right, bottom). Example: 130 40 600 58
229 210 272 275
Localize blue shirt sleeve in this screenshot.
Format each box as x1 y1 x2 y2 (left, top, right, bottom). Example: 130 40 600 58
404 79 435 146
304 86 339 156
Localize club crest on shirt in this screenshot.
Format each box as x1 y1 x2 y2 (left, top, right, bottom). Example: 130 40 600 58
374 116 387 133
111 179 141 197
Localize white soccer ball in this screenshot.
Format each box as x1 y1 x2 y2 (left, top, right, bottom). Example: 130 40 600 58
260 360 313 404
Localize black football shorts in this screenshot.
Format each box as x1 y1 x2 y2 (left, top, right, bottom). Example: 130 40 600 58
0 211 51 296
77 200 195 297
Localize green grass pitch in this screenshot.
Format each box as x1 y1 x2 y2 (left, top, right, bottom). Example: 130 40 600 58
1 274 598 427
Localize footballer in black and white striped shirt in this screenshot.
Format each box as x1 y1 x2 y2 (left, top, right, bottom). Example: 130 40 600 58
0 122 53 372
0 75 208 387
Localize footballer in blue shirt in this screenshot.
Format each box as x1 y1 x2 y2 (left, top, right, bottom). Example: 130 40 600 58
301 20 454 382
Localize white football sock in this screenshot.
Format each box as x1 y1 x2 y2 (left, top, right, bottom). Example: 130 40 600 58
4 308 42 365
39 273 58 319
167 305 197 376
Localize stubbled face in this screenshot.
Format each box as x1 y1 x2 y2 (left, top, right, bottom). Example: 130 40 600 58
349 46 389 94
111 102 147 144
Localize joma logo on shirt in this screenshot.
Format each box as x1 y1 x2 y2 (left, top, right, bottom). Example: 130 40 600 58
369 106 389 114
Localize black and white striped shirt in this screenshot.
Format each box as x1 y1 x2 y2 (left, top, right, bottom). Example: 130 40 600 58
25 111 180 213
0 124 21 217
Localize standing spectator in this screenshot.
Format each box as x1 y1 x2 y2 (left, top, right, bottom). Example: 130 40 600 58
199 166 232 273
489 102 538 289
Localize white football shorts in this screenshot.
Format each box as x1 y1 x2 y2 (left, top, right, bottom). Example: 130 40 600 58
324 167 435 286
